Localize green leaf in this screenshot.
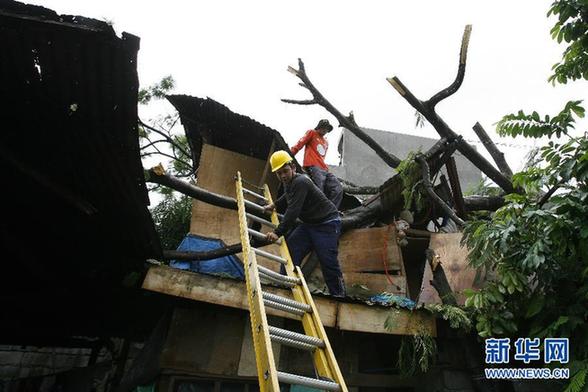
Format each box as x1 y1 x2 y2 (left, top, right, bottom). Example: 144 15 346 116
525 295 545 318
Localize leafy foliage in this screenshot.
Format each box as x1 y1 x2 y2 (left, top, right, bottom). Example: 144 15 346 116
397 151 426 212
496 100 584 139
396 330 437 377
463 7 588 389
548 1 588 84
150 194 192 250
464 103 588 390
425 303 472 331
138 75 176 104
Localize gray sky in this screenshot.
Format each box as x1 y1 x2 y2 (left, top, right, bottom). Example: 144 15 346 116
29 0 587 171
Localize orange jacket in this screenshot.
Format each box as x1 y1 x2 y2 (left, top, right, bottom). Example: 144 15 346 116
290 129 329 171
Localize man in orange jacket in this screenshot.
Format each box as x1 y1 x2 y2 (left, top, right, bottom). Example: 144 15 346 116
290 119 343 208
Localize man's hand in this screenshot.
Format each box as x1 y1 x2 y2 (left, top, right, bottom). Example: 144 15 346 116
263 203 275 213
265 231 279 243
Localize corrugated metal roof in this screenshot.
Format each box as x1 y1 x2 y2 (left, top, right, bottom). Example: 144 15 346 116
0 1 163 342
167 95 292 168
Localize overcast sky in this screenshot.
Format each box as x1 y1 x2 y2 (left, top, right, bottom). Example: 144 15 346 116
29 0 587 171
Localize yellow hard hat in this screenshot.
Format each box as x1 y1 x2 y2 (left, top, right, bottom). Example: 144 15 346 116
270 150 292 172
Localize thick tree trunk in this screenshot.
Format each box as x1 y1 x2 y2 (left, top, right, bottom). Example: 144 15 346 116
425 249 457 306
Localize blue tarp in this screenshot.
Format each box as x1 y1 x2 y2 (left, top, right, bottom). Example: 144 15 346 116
367 292 417 310
169 234 244 279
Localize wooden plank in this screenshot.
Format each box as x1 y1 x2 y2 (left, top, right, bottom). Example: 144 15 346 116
418 233 485 305
142 266 435 337
337 302 436 337
338 226 403 273
344 273 406 295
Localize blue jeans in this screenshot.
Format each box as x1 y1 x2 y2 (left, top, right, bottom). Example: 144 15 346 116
305 166 343 209
283 220 346 297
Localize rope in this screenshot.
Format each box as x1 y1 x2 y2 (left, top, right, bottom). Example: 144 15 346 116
381 224 402 291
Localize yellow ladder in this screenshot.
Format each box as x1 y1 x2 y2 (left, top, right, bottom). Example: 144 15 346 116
235 172 347 392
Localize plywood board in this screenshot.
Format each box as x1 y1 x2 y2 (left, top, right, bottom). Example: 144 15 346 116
190 143 282 272
418 232 485 305
338 226 403 273
143 266 435 337
337 302 436 336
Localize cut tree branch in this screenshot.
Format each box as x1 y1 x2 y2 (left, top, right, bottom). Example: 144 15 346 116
283 58 402 168
146 165 269 217
386 25 515 194
425 249 457 306
416 154 465 226
472 122 513 178
463 195 505 211
426 25 472 108
162 244 242 261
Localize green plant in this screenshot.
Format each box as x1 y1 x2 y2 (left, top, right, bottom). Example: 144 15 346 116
150 194 192 250
396 330 437 377
397 151 426 212
425 303 472 331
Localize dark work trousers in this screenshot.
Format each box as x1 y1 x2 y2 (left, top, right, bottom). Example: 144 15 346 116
282 220 346 297
305 166 343 209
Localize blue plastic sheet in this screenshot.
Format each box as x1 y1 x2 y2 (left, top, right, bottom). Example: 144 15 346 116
169 234 244 279
367 292 416 310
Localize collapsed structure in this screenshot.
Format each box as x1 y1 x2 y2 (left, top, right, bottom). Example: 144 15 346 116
1 2 516 392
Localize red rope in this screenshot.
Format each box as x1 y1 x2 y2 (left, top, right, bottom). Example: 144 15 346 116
381 223 400 290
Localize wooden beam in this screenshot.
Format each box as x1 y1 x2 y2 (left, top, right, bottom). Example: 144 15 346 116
142 265 436 337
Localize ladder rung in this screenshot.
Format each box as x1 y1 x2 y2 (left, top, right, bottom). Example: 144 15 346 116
243 187 268 202
259 271 296 288
263 299 307 316
268 326 325 348
262 292 311 313
248 228 282 245
270 334 316 351
277 372 341 392
240 177 264 192
246 213 276 229
253 248 287 265
258 265 301 285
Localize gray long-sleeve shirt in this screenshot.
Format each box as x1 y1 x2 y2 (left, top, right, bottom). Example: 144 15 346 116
274 174 339 237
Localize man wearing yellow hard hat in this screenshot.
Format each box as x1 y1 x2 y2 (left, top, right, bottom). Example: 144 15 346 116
264 150 346 297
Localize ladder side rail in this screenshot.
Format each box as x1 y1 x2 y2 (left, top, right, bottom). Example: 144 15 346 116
236 172 280 392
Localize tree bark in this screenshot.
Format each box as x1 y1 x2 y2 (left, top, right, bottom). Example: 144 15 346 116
162 244 242 261
463 195 504 211
386 25 515 194
472 122 513 178
416 155 465 227
425 249 457 306
283 58 402 168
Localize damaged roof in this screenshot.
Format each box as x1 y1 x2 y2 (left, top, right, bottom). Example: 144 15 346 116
167 95 291 169
0 0 162 343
